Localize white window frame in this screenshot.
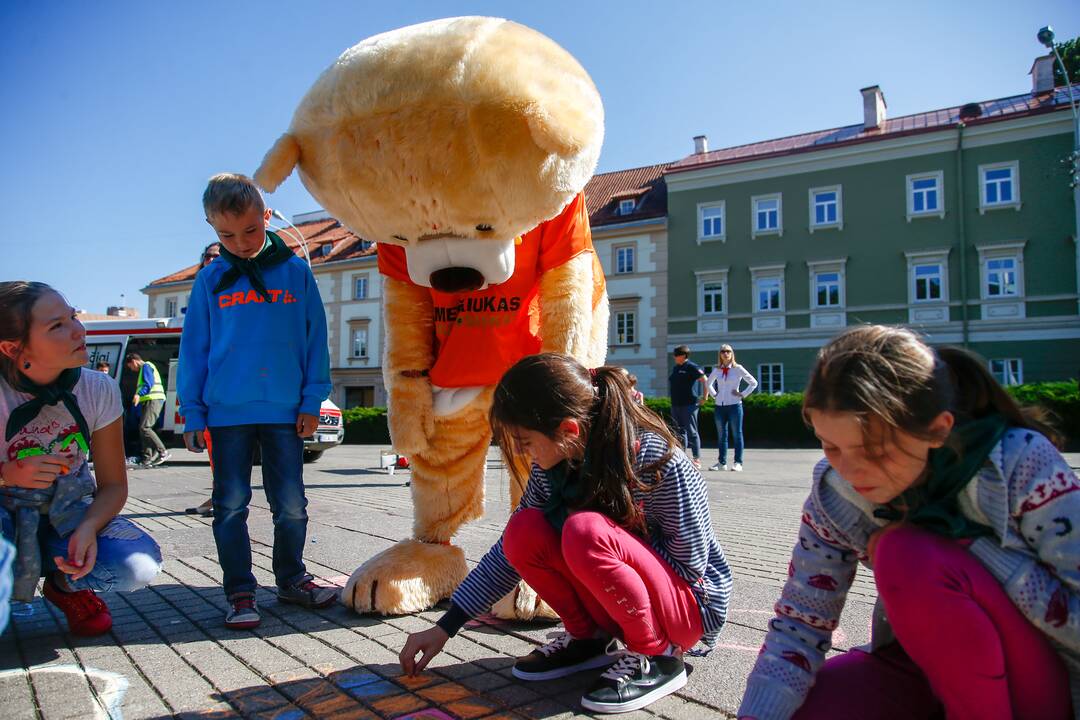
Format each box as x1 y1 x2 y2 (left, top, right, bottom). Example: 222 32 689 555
750 264 786 332
989 359 1023 386
694 267 729 334
350 326 369 359
614 244 635 275
808 185 843 231
697 201 726 244
806 258 847 310
164 297 178 317
906 171 945 221
613 309 636 345
758 363 784 394
751 192 783 238
977 242 1025 301
903 249 951 310
978 161 1021 213
353 274 369 300
618 198 636 216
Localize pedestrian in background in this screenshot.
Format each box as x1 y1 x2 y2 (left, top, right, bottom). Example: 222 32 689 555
706 345 757 472
124 352 169 467
668 346 706 469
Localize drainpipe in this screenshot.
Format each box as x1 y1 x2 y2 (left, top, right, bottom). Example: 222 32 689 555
956 121 969 348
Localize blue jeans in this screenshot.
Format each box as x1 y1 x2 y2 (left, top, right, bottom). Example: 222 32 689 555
714 403 745 465
670 404 701 459
0 511 162 594
209 424 309 597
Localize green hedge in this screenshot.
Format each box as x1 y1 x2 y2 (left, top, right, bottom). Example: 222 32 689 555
342 381 1079 450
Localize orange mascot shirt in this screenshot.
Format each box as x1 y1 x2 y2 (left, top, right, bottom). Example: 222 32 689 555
378 193 605 388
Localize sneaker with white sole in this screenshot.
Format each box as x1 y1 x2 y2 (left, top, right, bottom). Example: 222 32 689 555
580 651 687 713
732 463 743 472
277 577 338 608
149 451 172 467
225 592 260 629
707 462 726 471
512 632 619 681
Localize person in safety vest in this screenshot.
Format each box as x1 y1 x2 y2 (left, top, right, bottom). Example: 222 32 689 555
124 353 169 467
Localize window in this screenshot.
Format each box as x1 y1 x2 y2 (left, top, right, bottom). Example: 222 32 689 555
702 281 724 314
353 275 369 300
750 264 785 330
350 326 368 358
758 364 784 394
345 386 375 408
164 297 177 317
615 245 635 274
618 199 636 215
979 162 1020 211
614 311 636 345
914 263 943 302
757 277 781 311
809 186 842 230
752 193 782 237
907 171 944 220
698 201 725 242
815 272 841 307
985 257 1018 297
990 359 1022 386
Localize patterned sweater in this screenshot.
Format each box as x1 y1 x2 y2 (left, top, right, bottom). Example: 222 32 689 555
739 428 1080 720
441 431 733 646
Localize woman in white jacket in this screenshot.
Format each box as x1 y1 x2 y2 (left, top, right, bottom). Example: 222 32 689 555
706 345 757 471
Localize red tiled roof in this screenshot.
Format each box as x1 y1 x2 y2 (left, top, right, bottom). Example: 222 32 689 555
583 163 670 227
668 85 1079 174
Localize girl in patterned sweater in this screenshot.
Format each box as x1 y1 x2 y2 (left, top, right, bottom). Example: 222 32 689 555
739 325 1077 720
400 353 732 714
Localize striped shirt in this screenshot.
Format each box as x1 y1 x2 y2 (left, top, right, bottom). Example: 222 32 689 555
444 431 732 646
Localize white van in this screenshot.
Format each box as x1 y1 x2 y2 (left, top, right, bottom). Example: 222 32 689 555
83 316 343 462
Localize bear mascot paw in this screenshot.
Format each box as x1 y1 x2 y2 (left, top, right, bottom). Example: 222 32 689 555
255 16 607 619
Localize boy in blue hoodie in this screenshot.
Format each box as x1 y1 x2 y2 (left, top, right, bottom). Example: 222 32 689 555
179 173 336 628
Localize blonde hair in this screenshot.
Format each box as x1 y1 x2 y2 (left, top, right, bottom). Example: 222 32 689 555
718 344 736 366
202 173 265 218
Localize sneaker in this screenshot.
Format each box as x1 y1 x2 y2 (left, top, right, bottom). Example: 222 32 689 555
225 593 261 629
707 462 726 471
733 463 743 472
150 451 172 467
691 459 701 470
42 576 113 636
277 577 338 609
512 632 619 681
580 651 687 714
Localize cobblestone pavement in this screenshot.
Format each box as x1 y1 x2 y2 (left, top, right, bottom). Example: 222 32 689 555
7 445 1072 719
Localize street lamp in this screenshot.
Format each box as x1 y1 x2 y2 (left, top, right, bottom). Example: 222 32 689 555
1038 25 1080 313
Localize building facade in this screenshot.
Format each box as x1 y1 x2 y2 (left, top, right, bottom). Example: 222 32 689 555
665 73 1080 392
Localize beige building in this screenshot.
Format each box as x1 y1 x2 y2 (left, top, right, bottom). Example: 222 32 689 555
143 166 671 406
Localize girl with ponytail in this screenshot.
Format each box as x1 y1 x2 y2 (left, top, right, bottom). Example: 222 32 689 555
400 353 732 714
739 325 1077 720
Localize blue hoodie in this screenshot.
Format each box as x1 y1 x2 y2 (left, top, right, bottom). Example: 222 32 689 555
179 249 331 431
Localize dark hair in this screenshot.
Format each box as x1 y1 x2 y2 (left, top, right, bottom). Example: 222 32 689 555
200 242 222 267
804 325 1061 451
491 353 678 534
673 345 690 357
0 281 58 387
124 352 143 363
95 361 110 370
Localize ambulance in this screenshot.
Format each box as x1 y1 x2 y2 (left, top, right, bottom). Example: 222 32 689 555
82 316 344 462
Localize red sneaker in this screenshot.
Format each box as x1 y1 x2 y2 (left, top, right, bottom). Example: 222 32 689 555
43 577 113 636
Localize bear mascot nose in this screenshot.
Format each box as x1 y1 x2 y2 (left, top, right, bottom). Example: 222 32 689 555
429 266 486 293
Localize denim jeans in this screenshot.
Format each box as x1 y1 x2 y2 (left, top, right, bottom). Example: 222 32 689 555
209 424 309 597
714 403 744 465
670 404 701 459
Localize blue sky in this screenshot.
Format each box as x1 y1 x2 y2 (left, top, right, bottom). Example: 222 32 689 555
2 0 1077 314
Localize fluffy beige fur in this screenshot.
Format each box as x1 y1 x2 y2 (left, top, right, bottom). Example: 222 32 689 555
255 17 607 618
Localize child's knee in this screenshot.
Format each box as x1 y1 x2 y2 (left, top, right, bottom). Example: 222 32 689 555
504 508 556 565
873 525 957 596
561 511 613 569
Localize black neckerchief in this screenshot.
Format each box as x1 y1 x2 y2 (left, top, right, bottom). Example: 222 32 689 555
6 367 90 445
873 414 1008 539
543 452 592 532
213 231 294 301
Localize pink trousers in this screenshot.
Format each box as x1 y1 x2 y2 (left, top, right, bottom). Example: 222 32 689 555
794 525 1072 720
503 508 704 655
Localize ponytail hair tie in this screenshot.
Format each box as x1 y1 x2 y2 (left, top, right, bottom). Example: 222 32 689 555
588 367 599 385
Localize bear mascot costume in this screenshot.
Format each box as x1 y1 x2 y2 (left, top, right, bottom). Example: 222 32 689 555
254 17 608 618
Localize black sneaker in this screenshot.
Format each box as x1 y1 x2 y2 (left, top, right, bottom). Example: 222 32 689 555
512 632 619 681
277 577 338 608
580 651 686 713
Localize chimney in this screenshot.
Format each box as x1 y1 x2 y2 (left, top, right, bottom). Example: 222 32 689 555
860 86 887 130
1030 54 1055 94
693 135 708 154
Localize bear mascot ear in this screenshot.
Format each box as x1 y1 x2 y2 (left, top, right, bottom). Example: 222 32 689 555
254 132 301 193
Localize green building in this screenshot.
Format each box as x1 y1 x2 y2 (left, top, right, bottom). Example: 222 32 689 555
665 62 1079 392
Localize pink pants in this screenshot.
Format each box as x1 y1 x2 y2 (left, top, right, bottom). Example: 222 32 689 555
503 508 704 655
794 525 1072 720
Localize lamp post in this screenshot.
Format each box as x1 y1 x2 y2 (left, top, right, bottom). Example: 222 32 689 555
1038 25 1080 315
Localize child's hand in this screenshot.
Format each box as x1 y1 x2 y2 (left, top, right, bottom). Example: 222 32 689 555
297 413 318 438
54 524 98 581
1 455 68 489
183 431 206 453
399 626 449 676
